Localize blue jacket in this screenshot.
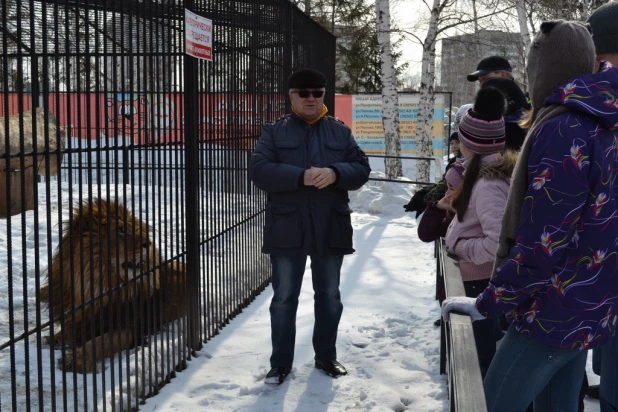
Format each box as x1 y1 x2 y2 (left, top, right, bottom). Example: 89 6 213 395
249 113 370 256
476 62 618 350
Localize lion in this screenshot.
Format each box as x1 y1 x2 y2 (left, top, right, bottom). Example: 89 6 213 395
39 198 187 373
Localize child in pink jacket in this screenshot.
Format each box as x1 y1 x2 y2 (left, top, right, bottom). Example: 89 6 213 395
444 87 517 376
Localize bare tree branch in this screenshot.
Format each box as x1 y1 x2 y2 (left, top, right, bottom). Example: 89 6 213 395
436 5 515 35
395 29 425 46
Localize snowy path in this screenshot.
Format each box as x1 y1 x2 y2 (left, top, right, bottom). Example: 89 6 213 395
137 170 602 412
141 211 449 412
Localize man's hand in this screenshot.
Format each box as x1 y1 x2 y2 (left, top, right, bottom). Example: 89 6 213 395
311 167 337 189
304 168 319 186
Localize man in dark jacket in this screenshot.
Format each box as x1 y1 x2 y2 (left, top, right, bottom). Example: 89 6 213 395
250 68 370 385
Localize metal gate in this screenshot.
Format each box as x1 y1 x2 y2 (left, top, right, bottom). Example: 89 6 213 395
0 0 335 410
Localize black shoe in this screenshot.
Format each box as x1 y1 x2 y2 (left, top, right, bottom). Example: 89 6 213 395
315 359 348 378
264 367 291 385
433 318 441 327
587 384 600 399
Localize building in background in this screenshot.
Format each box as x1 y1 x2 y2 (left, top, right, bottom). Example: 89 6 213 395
440 30 525 109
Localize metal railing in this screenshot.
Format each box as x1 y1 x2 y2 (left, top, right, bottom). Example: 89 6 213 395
0 0 335 410
436 239 488 412
366 154 444 186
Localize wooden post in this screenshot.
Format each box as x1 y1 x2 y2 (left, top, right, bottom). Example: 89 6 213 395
0 167 36 217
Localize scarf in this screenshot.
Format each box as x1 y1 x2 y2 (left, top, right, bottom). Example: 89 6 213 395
292 104 328 125
491 104 571 277
504 109 524 124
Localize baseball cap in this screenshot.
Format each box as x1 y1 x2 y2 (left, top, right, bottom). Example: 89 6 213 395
467 56 512 82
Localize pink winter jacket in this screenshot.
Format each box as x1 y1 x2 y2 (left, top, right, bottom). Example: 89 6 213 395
445 152 517 282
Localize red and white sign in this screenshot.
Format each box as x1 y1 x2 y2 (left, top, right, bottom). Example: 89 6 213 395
185 9 213 61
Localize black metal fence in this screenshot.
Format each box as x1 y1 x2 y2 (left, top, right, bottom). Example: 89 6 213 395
0 0 335 410
435 240 488 412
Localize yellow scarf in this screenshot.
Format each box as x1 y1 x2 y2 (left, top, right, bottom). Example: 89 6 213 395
292 104 328 125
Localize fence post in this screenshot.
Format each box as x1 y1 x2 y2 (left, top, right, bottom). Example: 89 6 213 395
283 4 293 114
183 0 202 355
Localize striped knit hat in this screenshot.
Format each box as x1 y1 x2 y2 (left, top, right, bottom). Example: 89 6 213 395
458 87 506 155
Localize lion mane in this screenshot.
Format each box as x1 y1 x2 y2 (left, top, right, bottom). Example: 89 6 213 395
40 198 186 373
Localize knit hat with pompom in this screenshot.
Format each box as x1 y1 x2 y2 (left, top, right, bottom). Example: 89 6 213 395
457 87 506 155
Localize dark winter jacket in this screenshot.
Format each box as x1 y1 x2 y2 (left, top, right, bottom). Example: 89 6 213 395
250 113 370 256
476 62 618 350
417 202 453 243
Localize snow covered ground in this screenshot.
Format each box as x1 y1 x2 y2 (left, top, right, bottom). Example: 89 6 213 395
137 172 601 412
0 157 602 411
140 174 450 412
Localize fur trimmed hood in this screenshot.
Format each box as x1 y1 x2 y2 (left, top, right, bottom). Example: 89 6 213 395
478 150 518 181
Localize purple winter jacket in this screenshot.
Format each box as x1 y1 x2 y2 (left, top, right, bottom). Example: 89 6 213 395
476 62 618 350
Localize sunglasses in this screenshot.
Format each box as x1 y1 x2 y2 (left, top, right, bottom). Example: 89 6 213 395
293 90 324 98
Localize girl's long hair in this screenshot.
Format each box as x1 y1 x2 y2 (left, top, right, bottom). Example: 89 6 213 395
519 108 538 129
451 154 482 222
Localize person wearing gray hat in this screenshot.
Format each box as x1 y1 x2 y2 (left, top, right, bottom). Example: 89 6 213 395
586 4 618 412
250 68 370 384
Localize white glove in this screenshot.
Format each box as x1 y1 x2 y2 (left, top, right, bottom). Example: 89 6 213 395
441 297 486 322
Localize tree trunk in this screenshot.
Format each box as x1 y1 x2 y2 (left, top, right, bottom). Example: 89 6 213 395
376 0 402 178
515 0 531 92
560 0 569 19
515 0 531 53
471 0 482 95
414 0 440 183
305 0 311 16
525 0 537 36
472 0 481 57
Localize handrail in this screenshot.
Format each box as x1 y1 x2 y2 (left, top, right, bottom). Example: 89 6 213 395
436 239 488 412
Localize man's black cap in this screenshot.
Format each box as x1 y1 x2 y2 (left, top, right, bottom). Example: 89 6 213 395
467 56 512 82
288 68 327 89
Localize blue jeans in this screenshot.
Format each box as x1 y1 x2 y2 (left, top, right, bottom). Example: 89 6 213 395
593 334 618 412
484 326 588 412
269 254 344 369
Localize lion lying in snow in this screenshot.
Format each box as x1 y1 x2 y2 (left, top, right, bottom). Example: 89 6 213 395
39 198 187 373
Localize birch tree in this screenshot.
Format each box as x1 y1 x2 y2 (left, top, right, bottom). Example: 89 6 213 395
414 0 441 183
376 0 402 178
311 0 408 94
409 0 513 183
515 0 531 54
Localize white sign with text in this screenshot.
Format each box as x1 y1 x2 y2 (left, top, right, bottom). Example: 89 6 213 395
185 9 213 61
